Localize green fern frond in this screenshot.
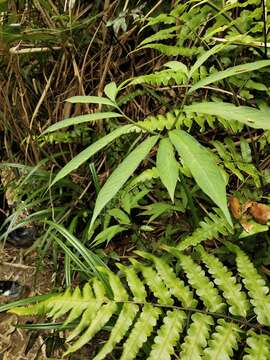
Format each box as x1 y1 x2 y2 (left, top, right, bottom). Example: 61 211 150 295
130 258 174 305
212 138 261 187
203 319 240 360
171 250 226 312
243 330 270 360
136 109 183 132
226 242 270 326
197 246 250 317
148 309 186 360
135 251 197 308
176 210 233 251
179 312 214 359
138 25 180 47
139 43 200 57
93 303 139 360
128 167 159 188
127 68 187 87
120 304 162 360
9 245 270 359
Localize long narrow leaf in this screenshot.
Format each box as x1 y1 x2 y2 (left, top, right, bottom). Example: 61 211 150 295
66 96 117 107
51 125 135 186
189 43 227 77
90 136 159 227
47 221 111 293
42 112 122 134
169 130 232 226
157 138 179 202
184 102 270 130
189 59 270 93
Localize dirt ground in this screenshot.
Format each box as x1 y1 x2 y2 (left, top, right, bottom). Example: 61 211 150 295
0 244 57 360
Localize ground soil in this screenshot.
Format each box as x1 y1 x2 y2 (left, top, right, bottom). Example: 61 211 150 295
0 245 56 360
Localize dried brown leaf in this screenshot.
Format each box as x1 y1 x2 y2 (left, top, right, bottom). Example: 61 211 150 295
228 196 241 219
250 203 270 224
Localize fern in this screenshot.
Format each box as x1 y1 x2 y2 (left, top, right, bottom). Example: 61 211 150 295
212 137 261 187
227 242 270 326
9 244 270 359
243 330 270 360
176 210 233 251
127 67 187 87
203 319 240 360
179 312 214 359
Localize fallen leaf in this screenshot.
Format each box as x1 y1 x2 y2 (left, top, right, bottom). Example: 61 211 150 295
228 196 241 219
250 203 270 224
242 200 254 213
240 216 254 232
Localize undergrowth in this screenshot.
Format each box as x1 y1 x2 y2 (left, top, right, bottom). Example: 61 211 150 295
1 0 270 358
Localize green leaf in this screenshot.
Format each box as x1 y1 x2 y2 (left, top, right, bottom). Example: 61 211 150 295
189 43 227 78
184 102 270 130
91 225 127 247
239 220 269 239
189 59 270 93
164 61 189 77
157 138 179 202
66 96 117 107
51 125 134 186
169 130 232 226
42 112 123 134
104 82 118 102
90 136 159 227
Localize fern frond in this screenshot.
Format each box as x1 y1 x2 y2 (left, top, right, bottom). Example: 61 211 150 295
116 263 147 302
9 245 270 359
135 251 197 308
243 330 270 360
120 304 162 360
128 167 159 188
203 319 240 360
138 26 180 47
177 210 232 251
226 242 270 326
177 253 226 312
92 303 139 360
127 68 187 86
164 247 226 312
139 43 200 57
136 110 181 132
179 313 214 360
198 246 250 317
130 258 174 305
211 138 261 187
148 310 186 360
65 302 117 355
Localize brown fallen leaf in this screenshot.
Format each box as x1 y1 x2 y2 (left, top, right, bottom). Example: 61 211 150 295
242 200 254 214
228 196 241 219
240 215 254 233
250 203 270 224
